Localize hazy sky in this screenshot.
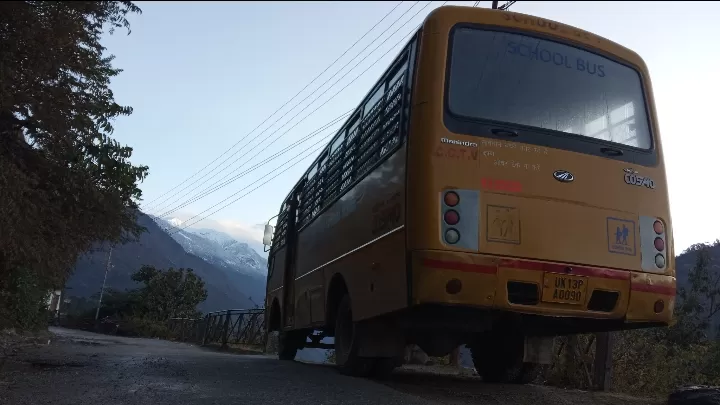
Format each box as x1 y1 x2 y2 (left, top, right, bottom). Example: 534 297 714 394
103 1 719 253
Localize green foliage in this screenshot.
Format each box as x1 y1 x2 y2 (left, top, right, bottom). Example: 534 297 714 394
0 267 53 331
545 241 720 397
672 240 720 342
541 334 596 389
117 316 171 339
612 329 720 396
62 266 208 338
0 1 147 329
131 265 208 321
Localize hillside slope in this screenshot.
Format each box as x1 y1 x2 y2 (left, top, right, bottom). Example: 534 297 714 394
67 213 257 313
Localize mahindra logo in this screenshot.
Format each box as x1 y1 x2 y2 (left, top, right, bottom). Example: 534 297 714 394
553 170 574 183
440 137 478 148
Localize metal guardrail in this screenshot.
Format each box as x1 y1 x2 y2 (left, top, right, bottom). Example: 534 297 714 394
168 308 266 349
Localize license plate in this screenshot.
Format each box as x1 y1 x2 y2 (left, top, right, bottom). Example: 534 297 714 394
541 273 587 305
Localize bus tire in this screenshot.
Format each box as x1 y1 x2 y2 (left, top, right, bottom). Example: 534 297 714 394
369 358 396 380
278 330 301 361
334 294 372 377
470 331 536 384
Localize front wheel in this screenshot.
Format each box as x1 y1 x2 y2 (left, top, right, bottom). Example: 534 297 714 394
278 330 303 361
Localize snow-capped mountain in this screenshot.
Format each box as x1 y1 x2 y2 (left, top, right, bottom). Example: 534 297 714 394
150 216 267 278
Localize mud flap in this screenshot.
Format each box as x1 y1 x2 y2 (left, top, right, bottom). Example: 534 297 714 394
523 335 554 365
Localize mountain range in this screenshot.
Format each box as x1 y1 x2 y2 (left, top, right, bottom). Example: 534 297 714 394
66 212 268 313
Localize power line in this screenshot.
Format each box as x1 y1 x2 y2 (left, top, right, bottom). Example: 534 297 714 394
148 1 425 216
172 144 325 234
166 7 442 231
142 1 406 211
151 2 433 217
169 134 333 234
161 1 451 229
157 110 351 218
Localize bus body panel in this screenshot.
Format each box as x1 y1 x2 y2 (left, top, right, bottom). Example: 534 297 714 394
406 7 674 325
266 246 286 325
290 141 409 328
266 5 675 341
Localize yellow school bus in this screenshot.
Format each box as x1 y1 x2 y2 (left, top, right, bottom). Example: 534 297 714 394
263 5 675 382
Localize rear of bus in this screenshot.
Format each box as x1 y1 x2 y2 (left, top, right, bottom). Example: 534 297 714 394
406 7 675 335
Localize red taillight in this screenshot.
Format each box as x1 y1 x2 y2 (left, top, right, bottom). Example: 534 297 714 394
653 220 664 235
444 191 459 207
654 237 665 251
444 210 459 225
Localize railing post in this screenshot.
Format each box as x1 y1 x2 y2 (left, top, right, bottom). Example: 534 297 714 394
180 319 186 341
221 310 232 349
201 314 211 346
593 332 613 391
194 318 202 343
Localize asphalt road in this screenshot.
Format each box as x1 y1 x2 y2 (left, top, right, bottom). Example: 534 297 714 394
0 328 658 405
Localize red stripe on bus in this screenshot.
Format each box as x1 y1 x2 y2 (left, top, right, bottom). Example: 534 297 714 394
499 259 631 280
631 283 676 296
422 259 497 274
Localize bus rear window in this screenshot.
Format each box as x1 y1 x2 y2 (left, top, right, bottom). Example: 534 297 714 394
447 28 652 150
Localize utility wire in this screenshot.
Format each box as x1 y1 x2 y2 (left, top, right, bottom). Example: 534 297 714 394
158 110 351 218
166 4 448 231
142 1 406 211
169 134 333 234
172 144 324 234
152 1 433 217
149 1 425 216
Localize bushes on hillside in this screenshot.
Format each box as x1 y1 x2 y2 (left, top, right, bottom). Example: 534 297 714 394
544 241 720 397
63 266 207 338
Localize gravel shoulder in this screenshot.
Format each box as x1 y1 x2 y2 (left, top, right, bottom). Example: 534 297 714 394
0 328 662 405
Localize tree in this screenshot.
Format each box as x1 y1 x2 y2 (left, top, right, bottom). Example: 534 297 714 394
0 2 148 329
131 266 208 321
671 241 720 342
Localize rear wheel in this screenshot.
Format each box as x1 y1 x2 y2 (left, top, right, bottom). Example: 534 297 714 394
470 331 537 384
334 294 373 377
369 358 396 380
278 330 303 361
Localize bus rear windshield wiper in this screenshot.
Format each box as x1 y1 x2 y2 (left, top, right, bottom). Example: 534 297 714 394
600 147 624 157
491 128 518 137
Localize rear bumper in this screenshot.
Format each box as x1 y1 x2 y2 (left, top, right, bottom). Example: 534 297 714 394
410 249 675 329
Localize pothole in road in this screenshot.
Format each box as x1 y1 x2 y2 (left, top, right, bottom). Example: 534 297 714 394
28 360 87 369
70 339 106 346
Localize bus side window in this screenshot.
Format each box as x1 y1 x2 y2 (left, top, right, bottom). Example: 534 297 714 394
363 84 386 118
346 115 360 143
389 60 408 88
317 151 327 171
330 130 345 155
307 162 318 180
